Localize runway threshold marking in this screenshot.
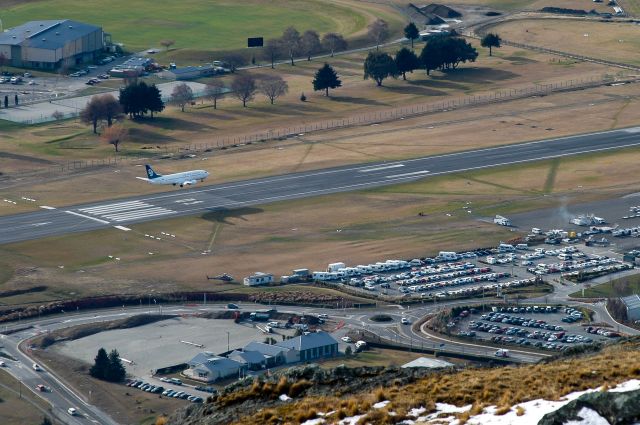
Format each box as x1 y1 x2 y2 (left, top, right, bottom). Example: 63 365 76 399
40 206 56 210
64 210 110 224
385 170 430 179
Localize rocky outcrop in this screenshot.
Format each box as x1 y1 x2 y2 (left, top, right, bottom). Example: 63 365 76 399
168 363 447 425
538 389 640 425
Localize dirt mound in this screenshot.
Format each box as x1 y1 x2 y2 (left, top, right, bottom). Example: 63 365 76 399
420 3 462 18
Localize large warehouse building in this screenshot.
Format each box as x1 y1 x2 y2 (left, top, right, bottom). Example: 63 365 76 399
0 20 104 70
621 294 640 321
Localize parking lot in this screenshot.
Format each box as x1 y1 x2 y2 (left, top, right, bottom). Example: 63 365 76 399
53 316 287 379
314 240 630 302
452 305 619 352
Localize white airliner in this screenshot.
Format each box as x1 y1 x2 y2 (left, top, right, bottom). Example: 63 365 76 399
137 164 209 187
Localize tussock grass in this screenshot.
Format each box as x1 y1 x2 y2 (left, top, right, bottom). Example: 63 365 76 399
230 340 640 424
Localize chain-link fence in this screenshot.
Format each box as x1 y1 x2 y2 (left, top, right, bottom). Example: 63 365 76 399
4 73 637 180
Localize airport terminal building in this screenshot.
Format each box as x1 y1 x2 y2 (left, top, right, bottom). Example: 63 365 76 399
0 20 104 70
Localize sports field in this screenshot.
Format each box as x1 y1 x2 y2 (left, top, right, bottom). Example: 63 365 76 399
1 0 386 53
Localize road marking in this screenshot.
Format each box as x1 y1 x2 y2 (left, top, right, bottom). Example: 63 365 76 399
64 211 110 224
113 225 131 231
31 222 51 227
79 201 149 214
358 164 405 173
385 170 430 179
103 208 176 222
40 205 55 210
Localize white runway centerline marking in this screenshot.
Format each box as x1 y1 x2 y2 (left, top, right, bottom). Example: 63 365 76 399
385 170 430 179
358 164 405 173
65 210 110 224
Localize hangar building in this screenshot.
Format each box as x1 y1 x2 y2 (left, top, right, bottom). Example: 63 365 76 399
0 20 104 70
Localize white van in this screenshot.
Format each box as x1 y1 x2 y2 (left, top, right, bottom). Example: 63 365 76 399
558 253 572 261
327 262 346 272
516 244 529 250
439 251 458 261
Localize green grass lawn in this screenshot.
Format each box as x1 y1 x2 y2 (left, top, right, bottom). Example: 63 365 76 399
3 0 368 53
570 274 640 298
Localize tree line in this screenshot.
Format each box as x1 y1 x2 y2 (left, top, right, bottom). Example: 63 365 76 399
90 347 126 382
363 33 481 86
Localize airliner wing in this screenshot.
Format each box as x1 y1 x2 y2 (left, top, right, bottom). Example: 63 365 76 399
136 177 150 181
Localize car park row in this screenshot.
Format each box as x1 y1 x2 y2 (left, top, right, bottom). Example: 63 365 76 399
127 379 204 403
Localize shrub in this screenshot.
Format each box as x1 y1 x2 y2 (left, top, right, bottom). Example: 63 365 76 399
288 379 312 398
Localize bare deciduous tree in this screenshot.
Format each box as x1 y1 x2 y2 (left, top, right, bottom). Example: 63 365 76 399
231 74 256 107
51 110 64 121
101 94 122 126
170 83 194 112
205 80 226 109
262 38 283 69
281 26 301 65
367 18 389 50
258 75 288 104
301 30 321 61
80 96 105 134
321 33 347 57
159 40 175 51
222 53 247 73
101 124 127 152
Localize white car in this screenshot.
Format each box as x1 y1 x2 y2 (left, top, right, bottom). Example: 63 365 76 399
32 363 42 371
0 361 5 367
341 336 352 343
68 407 78 416
401 317 410 325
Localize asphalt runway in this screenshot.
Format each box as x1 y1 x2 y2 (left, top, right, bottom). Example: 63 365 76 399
1 126 640 245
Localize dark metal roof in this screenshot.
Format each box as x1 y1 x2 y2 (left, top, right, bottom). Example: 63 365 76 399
276 331 338 351
0 20 101 50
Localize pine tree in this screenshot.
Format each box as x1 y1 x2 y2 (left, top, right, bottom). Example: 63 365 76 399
106 349 126 382
312 63 342 97
90 348 109 380
404 22 420 49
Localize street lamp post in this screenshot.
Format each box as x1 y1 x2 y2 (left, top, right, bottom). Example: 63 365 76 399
226 331 230 353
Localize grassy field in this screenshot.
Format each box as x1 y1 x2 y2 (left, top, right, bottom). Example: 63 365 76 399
489 19 640 65
570 274 640 298
0 37 624 171
2 144 640 304
1 0 397 56
0 370 53 425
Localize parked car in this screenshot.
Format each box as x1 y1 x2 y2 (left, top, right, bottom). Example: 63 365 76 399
341 336 352 343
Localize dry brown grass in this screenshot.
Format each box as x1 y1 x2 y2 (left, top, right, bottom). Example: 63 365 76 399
490 19 640 65
230 340 640 424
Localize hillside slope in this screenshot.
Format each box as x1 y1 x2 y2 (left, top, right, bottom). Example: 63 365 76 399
168 339 640 424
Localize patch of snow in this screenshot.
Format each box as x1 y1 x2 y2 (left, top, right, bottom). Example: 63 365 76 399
566 407 609 425
609 379 640 393
373 400 390 409
338 415 363 425
301 419 325 425
279 394 292 402
408 406 427 417
467 387 599 425
399 420 415 425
